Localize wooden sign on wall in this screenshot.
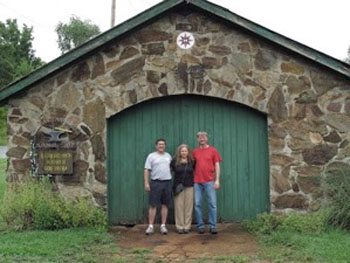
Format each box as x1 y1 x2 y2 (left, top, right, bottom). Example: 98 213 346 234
38 150 73 175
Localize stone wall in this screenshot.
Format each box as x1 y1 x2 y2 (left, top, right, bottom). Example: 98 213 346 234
6 10 350 211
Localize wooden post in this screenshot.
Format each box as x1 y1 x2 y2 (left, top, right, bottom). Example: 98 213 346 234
111 0 116 27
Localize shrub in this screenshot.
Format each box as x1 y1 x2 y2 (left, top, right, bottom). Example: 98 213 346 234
242 213 283 235
33 192 67 230
0 177 46 229
322 162 350 231
66 198 106 228
0 177 106 230
278 210 328 234
243 210 329 235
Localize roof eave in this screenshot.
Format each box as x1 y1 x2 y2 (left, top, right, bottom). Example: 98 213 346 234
0 0 184 103
191 0 350 77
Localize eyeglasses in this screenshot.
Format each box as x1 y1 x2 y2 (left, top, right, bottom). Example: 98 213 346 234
196 131 208 137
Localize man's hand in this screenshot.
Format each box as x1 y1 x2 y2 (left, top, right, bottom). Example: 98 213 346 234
144 169 150 192
214 180 220 190
214 162 220 190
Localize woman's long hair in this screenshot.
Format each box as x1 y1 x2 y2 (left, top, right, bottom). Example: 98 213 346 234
174 144 194 166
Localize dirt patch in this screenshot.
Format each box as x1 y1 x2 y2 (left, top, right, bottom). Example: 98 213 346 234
110 223 259 262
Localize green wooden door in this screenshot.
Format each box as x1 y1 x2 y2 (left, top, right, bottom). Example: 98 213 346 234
107 95 269 225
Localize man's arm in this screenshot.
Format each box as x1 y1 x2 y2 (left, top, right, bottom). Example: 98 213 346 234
214 162 220 190
144 169 150 191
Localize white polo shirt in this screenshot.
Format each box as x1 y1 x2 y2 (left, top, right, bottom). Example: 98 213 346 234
144 152 172 180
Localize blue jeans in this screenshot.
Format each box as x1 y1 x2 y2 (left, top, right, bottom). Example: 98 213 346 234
194 181 217 230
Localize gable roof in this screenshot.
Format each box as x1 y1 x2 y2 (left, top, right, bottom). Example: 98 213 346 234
1 0 349 103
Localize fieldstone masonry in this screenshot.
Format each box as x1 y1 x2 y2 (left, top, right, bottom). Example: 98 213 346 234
5 11 350 212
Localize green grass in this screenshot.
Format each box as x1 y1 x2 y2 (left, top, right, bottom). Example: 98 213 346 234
0 158 118 263
0 158 6 201
0 228 118 263
0 158 7 231
259 229 350 263
244 212 350 262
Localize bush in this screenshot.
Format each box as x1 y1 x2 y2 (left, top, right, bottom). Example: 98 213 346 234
278 210 328 234
322 162 350 231
242 213 283 235
66 198 107 228
243 210 328 235
0 177 106 230
33 192 67 230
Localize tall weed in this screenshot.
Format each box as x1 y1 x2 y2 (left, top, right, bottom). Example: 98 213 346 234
243 210 328 235
278 210 328 234
0 178 106 230
242 213 282 235
322 162 350 230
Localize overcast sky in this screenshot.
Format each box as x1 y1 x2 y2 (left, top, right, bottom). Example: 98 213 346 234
0 0 349 63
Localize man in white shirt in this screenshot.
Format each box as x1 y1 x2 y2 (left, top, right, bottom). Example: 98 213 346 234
144 138 172 235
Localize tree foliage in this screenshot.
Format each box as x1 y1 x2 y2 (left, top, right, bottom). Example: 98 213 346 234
0 19 44 89
0 19 44 145
55 15 100 54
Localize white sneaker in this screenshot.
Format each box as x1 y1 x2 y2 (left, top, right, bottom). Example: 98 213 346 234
160 224 168 235
145 225 154 235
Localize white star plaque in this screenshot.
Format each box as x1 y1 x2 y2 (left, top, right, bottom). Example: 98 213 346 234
177 32 195 49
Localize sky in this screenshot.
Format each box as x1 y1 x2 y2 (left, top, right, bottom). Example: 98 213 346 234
0 0 349 63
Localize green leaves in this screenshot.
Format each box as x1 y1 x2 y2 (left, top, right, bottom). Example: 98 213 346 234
55 15 100 54
322 163 350 230
0 19 44 89
0 19 44 146
242 211 329 236
0 178 106 230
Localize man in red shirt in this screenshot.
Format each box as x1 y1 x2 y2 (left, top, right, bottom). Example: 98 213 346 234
192 131 222 234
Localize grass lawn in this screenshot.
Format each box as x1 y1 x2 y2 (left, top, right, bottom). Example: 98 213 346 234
259 229 350 263
0 158 6 201
0 158 7 231
0 228 118 263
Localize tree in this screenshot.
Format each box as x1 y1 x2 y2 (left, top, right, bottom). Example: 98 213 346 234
0 19 44 145
0 19 44 88
55 15 101 54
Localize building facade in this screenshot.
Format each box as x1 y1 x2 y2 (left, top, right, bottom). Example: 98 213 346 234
1 0 349 224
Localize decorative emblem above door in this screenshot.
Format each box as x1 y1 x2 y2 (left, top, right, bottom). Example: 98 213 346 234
177 32 195 49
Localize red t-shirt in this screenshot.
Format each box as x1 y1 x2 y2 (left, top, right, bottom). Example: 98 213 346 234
192 146 222 183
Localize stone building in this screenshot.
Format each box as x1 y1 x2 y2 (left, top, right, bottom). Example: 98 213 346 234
0 0 349 224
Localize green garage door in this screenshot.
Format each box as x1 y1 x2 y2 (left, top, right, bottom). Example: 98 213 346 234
107 95 269 225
